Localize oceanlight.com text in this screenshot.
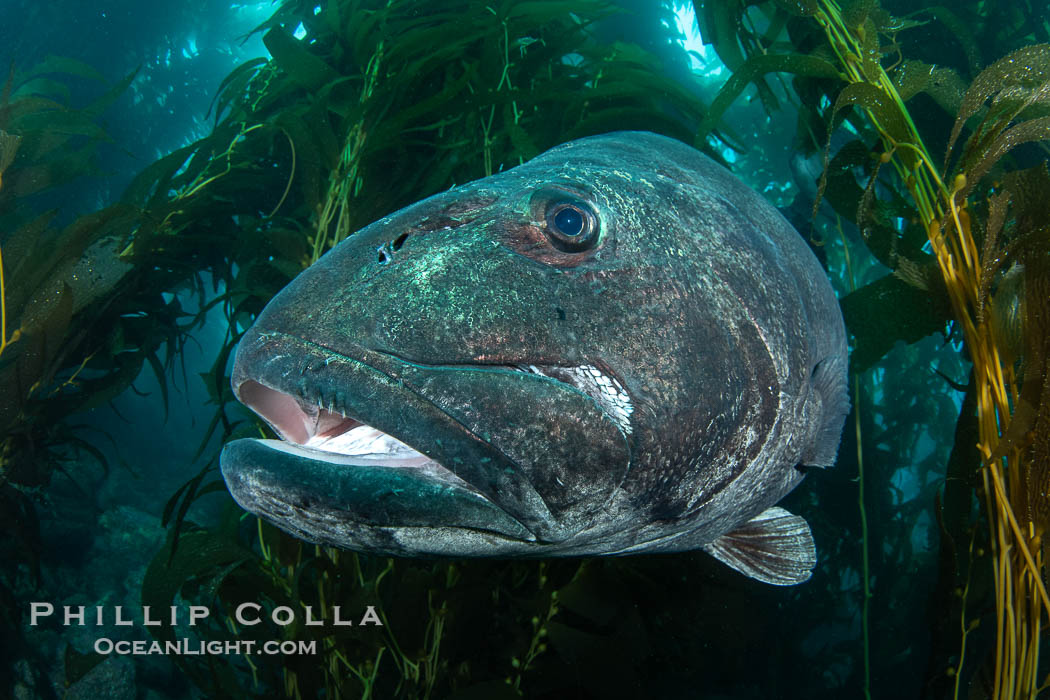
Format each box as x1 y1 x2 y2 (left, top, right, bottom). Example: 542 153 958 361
94 638 318 656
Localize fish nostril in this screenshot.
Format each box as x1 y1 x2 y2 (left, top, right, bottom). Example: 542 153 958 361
376 242 392 265
392 233 408 251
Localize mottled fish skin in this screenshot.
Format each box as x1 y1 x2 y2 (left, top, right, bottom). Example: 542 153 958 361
220 131 848 580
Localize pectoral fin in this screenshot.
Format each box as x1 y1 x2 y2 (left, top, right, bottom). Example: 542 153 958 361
702 507 817 585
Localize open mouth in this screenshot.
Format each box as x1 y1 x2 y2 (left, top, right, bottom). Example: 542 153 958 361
236 359 634 470
236 378 479 491
229 358 636 520
221 328 636 550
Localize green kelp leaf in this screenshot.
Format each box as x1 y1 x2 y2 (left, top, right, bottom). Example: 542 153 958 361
19 55 105 84
2 210 57 296
12 77 72 103
320 0 340 35
926 6 981 76
272 111 323 213
344 5 387 69
893 60 965 116
696 0 746 71
2 96 65 124
299 92 342 169
696 53 841 142
947 43 1050 163
208 57 268 122
10 107 112 140
841 0 877 28
163 463 210 552
39 347 142 419
263 27 339 93
120 144 195 206
507 108 539 161
10 140 98 197
964 116 1050 196
82 67 138 120
394 35 483 85
830 82 913 162
941 376 979 529
841 273 952 372
62 434 110 479
58 204 138 273
370 70 473 141
1002 161 1050 233
814 138 867 219
10 280 72 399
22 278 72 352
141 528 252 644
317 75 363 120
6 209 131 326
856 18 882 81
63 644 106 688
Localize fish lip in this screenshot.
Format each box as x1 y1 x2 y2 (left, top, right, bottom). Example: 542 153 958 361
225 329 553 541
369 347 636 439
220 438 539 544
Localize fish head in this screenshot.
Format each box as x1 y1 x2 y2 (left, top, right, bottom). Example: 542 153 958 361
221 131 844 559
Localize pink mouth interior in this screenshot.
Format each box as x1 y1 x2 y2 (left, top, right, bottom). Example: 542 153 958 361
235 379 444 471
237 380 360 445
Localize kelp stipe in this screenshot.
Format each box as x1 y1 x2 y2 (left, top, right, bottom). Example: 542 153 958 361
806 3 1044 696
696 0 1050 694
810 24 1050 697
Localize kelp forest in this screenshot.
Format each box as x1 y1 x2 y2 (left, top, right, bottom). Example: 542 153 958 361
1 0 1049 697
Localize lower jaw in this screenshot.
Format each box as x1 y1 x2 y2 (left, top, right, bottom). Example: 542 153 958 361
219 437 537 543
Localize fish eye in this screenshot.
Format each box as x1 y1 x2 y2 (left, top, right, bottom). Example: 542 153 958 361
545 201 599 252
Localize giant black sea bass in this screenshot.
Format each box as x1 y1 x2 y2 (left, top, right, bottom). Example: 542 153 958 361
220 131 849 585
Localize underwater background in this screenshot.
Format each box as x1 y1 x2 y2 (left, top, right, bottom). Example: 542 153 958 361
1 0 1048 698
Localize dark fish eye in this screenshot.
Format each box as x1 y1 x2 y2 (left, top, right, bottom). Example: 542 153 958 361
553 206 584 236
545 201 599 252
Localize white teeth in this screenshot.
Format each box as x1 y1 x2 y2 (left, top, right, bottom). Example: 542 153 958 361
306 425 423 461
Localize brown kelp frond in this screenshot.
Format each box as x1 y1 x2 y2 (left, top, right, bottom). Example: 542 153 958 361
696 52 841 146
695 0 792 111
893 257 931 291
974 189 1009 328
988 262 1025 369
963 116 1050 198
945 43 1050 173
1013 245 1050 579
892 60 966 117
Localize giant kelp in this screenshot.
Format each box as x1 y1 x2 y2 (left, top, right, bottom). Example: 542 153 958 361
696 0 1050 696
